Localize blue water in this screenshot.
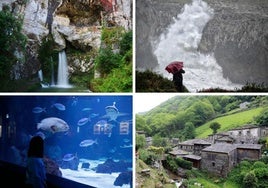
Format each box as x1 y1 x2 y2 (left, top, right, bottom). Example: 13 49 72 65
0 95 133 187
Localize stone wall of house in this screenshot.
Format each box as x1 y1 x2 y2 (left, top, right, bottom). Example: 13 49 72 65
201 151 236 177
237 149 261 163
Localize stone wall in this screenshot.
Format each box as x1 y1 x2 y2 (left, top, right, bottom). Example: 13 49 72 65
201 151 236 177
237 148 261 163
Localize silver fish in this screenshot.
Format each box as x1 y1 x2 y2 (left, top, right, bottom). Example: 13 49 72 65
82 108 92 111
32 107 46 113
77 117 90 126
37 117 69 133
62 153 76 161
51 103 66 111
79 139 98 147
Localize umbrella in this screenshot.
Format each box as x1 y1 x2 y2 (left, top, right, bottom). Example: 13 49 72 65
165 61 184 74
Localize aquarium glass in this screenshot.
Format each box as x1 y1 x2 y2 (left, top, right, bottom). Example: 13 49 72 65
0 95 133 188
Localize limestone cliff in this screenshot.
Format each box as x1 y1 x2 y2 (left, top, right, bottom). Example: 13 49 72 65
0 0 132 79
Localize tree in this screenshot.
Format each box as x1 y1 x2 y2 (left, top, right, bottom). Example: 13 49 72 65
136 134 146 150
209 122 221 134
0 7 27 85
182 122 196 140
243 171 257 188
255 108 268 126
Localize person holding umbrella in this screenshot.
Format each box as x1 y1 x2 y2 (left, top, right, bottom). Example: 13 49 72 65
165 61 185 92
173 68 185 92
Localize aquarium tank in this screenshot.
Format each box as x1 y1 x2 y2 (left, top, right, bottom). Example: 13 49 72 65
0 95 133 188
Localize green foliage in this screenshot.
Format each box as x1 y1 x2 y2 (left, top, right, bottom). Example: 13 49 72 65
137 96 268 139
186 100 215 126
38 34 58 83
90 63 132 92
136 134 146 150
0 7 27 88
94 47 123 75
182 122 196 139
148 146 164 157
101 27 124 47
136 115 152 134
70 71 94 88
165 155 192 174
136 70 188 92
139 149 158 165
254 108 268 126
119 30 132 55
152 135 168 147
243 172 258 188
209 122 221 134
228 160 268 188
91 28 132 92
238 82 268 92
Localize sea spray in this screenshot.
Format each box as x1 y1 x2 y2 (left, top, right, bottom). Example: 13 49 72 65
153 0 242 92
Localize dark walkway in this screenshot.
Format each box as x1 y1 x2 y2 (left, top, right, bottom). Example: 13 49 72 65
0 160 96 188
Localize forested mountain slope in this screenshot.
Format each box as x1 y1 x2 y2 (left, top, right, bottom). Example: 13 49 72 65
136 96 268 140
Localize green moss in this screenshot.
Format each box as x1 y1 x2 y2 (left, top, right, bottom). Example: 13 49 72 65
101 26 124 47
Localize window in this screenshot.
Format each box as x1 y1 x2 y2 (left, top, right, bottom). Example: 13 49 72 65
119 121 129 135
212 162 215 167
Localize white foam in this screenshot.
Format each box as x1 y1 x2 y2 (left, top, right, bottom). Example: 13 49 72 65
153 0 242 92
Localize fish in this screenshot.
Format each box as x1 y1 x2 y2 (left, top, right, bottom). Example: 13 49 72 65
79 139 98 147
123 138 130 143
89 113 99 118
82 108 92 111
32 107 46 113
51 103 66 111
102 102 128 122
120 144 133 148
37 117 69 133
62 153 76 161
77 117 90 126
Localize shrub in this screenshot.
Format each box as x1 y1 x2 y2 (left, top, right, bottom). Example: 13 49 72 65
139 149 157 166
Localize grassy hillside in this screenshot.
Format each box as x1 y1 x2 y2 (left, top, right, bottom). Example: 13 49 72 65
195 107 265 138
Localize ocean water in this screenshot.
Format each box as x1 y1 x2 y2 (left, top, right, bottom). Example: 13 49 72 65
0 95 133 188
153 0 243 92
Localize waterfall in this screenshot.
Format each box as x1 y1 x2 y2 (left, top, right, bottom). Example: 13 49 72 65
38 70 43 82
153 0 242 92
57 50 71 88
51 58 55 86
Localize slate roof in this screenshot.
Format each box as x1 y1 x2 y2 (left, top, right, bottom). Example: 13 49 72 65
202 144 237 154
235 144 262 150
179 139 211 146
183 154 202 160
169 149 189 156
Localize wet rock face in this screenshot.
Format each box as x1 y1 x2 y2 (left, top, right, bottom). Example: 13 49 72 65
136 0 268 86
0 0 131 79
199 0 268 85
136 0 186 70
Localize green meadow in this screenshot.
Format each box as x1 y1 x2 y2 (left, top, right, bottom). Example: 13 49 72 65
195 107 265 138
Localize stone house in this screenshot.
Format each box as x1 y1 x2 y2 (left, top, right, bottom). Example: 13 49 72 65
207 125 268 144
227 125 268 144
182 154 202 169
201 144 237 177
236 144 262 163
169 149 189 158
201 143 263 177
177 139 211 154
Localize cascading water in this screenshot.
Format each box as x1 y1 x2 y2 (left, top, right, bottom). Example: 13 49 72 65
153 0 242 92
38 70 43 82
57 50 72 88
